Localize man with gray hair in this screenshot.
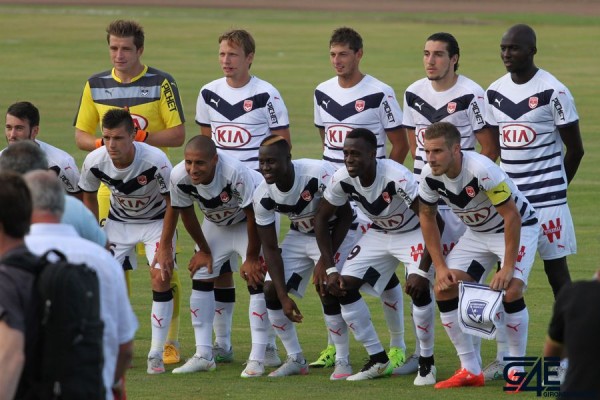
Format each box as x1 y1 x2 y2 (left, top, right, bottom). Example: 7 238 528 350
24 170 137 400
0 141 106 247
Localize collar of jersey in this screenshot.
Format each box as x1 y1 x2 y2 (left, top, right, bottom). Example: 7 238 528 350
111 65 148 84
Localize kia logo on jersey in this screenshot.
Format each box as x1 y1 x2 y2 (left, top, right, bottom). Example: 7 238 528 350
447 102 457 114
326 124 354 148
243 100 253 112
456 207 491 226
355 100 365 112
528 96 538 109
214 125 252 148
501 124 536 148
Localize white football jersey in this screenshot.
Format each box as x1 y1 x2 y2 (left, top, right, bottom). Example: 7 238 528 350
402 75 487 179
324 159 420 234
485 69 579 208
195 76 290 170
0 140 81 194
419 151 537 233
314 75 403 167
253 159 344 234
170 151 263 226
79 142 171 223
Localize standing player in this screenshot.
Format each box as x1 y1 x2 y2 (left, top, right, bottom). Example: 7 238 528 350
486 24 583 296
74 19 186 365
401 32 499 376
79 109 176 375
315 128 438 383
153 136 274 377
418 122 538 389
254 135 365 379
195 29 289 363
312 26 409 370
485 24 584 377
4 101 81 197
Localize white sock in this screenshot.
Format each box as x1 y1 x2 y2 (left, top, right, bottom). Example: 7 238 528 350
440 309 480 374
341 298 384 356
495 323 510 362
324 313 349 362
412 302 434 358
149 299 173 358
505 307 529 360
190 289 214 359
267 308 302 356
249 293 269 362
214 299 234 350
410 304 421 356
472 335 482 368
380 285 405 349
321 307 334 347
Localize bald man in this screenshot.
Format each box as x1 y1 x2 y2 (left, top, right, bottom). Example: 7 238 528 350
483 24 584 379
154 136 274 377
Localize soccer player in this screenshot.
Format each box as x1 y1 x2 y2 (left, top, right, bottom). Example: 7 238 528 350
315 128 437 383
253 135 365 379
195 29 289 363
74 19 186 364
485 24 584 377
4 101 81 197
312 26 409 370
79 109 175 375
485 24 583 297
401 32 499 377
153 136 275 377
418 121 538 389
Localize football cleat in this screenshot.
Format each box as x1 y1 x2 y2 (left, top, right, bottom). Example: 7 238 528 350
146 357 165 375
386 347 406 373
172 355 216 374
268 356 309 377
241 360 265 378
309 345 336 368
434 368 484 389
330 359 353 381
163 342 181 365
212 343 234 363
414 364 437 386
346 359 390 381
482 359 506 381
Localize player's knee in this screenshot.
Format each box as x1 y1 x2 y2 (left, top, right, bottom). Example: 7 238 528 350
411 290 432 307
263 281 278 303
503 284 525 304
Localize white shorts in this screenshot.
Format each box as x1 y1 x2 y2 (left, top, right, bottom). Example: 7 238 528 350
445 224 539 286
439 208 467 256
536 204 577 260
265 225 363 298
104 219 177 270
342 228 430 297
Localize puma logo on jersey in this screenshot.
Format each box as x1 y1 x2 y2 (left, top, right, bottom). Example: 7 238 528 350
494 98 504 107
210 98 221 107
414 101 424 110
493 189 508 194
437 188 448 196
105 89 113 97
322 99 330 108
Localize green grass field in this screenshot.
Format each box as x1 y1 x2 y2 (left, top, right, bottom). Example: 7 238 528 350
1 4 598 399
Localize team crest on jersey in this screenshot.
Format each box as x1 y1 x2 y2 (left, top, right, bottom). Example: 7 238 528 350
220 191 230 203
528 96 538 109
140 88 149 97
243 100 253 112
355 100 365 112
301 190 312 202
137 175 148 185
447 102 457 114
466 186 476 198
382 192 391 203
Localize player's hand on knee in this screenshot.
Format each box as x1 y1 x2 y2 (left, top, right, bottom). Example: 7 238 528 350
240 257 264 290
312 258 329 297
326 273 346 297
188 250 213 277
490 265 513 291
435 268 456 292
